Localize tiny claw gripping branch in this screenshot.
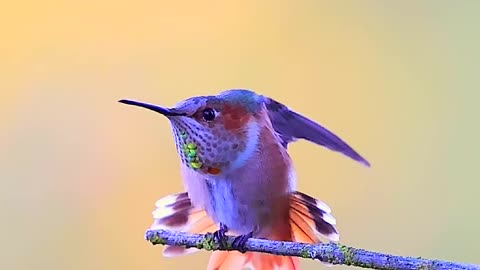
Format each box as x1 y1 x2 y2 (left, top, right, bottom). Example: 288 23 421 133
211 223 229 249
231 231 254 253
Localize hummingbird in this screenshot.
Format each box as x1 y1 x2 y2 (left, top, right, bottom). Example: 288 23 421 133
119 89 369 270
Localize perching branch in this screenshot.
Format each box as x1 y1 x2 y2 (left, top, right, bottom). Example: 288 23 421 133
145 229 480 270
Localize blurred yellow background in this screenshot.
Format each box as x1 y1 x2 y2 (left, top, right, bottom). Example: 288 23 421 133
1 1 479 269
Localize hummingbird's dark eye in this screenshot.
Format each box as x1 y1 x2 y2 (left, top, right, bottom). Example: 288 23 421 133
202 108 216 122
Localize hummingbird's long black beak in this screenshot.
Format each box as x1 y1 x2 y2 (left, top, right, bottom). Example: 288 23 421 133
118 99 186 116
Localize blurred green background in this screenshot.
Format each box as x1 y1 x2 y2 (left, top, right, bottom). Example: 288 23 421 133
1 1 479 269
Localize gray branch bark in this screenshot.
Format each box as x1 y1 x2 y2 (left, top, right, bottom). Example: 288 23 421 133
145 229 479 270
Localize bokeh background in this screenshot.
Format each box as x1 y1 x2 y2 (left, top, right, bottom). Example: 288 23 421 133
2 1 479 269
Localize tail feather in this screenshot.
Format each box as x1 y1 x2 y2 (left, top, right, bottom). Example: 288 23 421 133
208 251 249 270
289 191 339 268
151 191 339 269
289 210 317 243
207 191 338 270
208 251 299 270
290 191 339 242
150 192 218 257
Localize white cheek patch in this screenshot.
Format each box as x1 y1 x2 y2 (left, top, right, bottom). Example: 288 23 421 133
229 121 260 170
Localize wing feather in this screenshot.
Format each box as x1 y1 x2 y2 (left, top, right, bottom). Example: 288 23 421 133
262 96 370 166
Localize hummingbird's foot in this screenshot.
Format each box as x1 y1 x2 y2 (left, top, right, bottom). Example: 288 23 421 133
212 223 229 248
232 231 254 253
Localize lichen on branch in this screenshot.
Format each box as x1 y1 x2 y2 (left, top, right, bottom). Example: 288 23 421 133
145 229 480 270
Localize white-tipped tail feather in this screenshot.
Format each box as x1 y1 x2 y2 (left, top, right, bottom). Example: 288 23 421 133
150 192 217 257
289 191 339 242
150 191 339 269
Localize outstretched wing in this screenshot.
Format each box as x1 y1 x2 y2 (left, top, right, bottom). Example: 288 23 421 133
262 96 370 167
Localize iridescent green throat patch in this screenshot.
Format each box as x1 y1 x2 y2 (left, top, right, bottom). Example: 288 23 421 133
180 130 202 169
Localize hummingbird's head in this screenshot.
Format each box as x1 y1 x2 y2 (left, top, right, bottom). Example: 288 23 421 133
120 89 264 175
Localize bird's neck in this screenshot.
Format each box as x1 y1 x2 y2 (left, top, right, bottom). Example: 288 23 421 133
228 120 261 170
234 115 293 176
